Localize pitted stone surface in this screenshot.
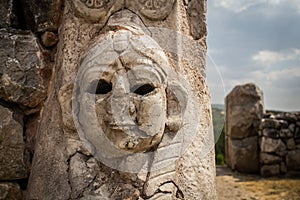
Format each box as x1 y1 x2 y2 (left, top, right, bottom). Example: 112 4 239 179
0 28 46 108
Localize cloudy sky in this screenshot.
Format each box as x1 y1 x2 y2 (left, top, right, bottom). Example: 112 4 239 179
206 0 300 111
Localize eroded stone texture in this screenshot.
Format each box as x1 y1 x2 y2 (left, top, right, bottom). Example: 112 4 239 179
126 0 176 20
227 136 259 173
0 105 28 180
0 0 18 28
28 0 216 199
72 0 124 25
226 83 264 140
0 182 22 200
0 29 46 108
187 0 207 40
260 137 286 155
226 83 264 173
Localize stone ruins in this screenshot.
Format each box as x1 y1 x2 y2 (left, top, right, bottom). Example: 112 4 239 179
0 0 217 199
226 83 300 177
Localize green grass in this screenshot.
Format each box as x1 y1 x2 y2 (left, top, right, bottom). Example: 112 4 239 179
212 104 226 165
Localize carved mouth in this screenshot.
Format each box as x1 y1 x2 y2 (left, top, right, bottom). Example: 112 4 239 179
109 124 136 130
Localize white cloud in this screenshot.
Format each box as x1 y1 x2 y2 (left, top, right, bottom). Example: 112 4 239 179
213 0 300 13
252 49 300 66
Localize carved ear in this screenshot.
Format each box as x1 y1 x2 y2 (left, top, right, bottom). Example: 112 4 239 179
165 81 188 133
58 82 76 131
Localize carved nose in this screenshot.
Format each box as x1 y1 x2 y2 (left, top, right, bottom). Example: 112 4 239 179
110 75 136 127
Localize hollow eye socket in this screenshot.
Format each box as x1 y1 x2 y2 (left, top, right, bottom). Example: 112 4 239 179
133 84 155 95
88 79 112 94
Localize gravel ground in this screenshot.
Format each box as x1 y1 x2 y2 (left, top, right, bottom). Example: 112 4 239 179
216 166 300 200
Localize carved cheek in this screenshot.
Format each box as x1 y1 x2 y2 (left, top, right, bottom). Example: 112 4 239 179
135 88 167 137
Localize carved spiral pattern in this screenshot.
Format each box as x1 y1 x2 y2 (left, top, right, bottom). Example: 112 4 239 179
80 0 110 8
138 0 168 10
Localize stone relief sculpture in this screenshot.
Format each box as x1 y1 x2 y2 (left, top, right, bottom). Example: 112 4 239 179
71 23 196 174
25 0 216 199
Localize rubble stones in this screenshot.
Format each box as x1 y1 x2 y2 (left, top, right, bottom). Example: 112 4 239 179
259 112 300 176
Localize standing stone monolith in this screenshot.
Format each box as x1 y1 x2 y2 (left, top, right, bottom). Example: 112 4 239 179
20 1 217 199
226 83 264 173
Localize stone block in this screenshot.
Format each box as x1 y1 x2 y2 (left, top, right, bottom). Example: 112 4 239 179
286 149 300 171
0 0 18 28
260 153 282 165
0 105 28 180
287 138 296 150
276 113 297 123
260 137 286 156
260 118 288 129
226 83 264 139
0 182 22 200
288 123 296 133
261 164 280 177
0 28 46 108
227 136 259 173
280 128 293 138
262 128 279 138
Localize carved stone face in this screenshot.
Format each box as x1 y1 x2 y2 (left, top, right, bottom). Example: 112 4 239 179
90 57 167 153
77 29 170 153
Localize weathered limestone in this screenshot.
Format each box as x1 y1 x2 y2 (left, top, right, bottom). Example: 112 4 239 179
0 105 28 180
227 136 259 172
26 0 216 199
226 83 264 173
0 28 46 108
226 83 264 139
0 182 22 200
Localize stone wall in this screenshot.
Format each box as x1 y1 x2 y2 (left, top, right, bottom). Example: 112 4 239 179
0 0 62 198
259 112 300 176
226 83 300 177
